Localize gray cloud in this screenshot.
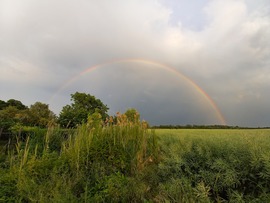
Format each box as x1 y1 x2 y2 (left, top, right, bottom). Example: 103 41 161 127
1 0 270 126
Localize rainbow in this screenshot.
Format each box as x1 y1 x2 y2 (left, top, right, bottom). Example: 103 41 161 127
50 58 226 125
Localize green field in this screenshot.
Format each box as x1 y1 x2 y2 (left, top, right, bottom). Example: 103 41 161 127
1 125 270 202
155 129 270 202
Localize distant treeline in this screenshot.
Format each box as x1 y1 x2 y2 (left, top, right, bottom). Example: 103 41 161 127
152 125 270 129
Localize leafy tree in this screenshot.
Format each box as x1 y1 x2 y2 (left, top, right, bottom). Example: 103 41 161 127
58 92 109 128
28 102 56 127
0 106 21 133
0 100 56 134
0 100 7 110
6 99 27 110
0 99 29 135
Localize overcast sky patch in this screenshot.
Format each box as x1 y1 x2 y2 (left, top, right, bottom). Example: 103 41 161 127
1 0 270 127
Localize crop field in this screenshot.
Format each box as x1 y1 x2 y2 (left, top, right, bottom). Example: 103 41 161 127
155 129 270 202
1 124 270 202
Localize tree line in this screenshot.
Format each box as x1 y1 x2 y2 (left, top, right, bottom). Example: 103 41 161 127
152 124 270 129
0 92 112 137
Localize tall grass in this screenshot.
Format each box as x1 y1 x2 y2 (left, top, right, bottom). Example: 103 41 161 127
0 112 159 202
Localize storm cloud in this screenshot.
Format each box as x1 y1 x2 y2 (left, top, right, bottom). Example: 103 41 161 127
1 0 270 126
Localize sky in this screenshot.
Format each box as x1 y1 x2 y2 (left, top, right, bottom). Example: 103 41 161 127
0 0 270 127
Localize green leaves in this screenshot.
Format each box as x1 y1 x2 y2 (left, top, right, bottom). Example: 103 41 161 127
58 92 109 128
28 102 56 128
0 100 55 135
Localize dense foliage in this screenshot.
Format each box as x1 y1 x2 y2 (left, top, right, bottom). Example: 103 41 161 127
0 101 55 135
58 92 109 128
0 99 27 111
0 92 108 136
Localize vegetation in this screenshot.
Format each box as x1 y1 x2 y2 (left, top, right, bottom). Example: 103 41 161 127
0 99 27 111
0 112 160 202
153 124 270 129
1 126 270 202
1 93 270 202
155 129 270 202
0 100 55 137
58 92 109 128
0 92 107 136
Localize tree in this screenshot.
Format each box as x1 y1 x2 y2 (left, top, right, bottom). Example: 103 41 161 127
28 102 56 127
6 99 27 110
0 99 29 135
0 100 7 110
0 106 21 133
58 92 109 128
